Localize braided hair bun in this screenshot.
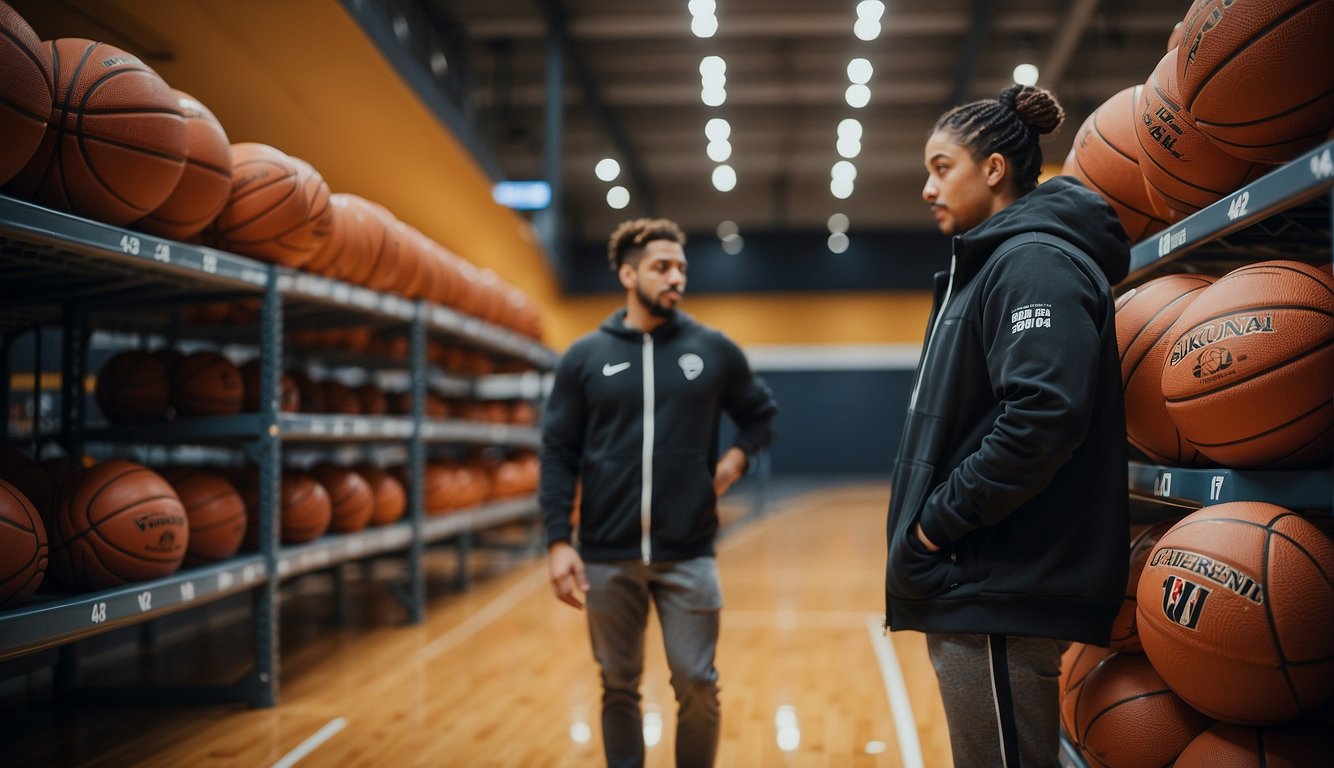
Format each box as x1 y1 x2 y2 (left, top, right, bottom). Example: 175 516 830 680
1000 83 1065 135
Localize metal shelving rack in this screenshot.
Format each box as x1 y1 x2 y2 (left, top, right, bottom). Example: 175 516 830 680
0 193 555 707
1060 141 1334 768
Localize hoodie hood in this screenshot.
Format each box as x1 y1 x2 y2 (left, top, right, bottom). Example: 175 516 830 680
956 176 1130 285
599 307 695 341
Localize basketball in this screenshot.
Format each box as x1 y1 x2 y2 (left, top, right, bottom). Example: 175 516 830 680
321 381 362 415
355 197 403 293
0 446 54 523
1068 87 1173 242
172 351 244 418
1115 273 1216 465
1075 652 1214 766
1166 21 1183 53
355 384 387 416
241 471 332 546
209 143 328 268
6 38 187 226
163 468 245 566
510 400 536 425
0 2 51 187
1175 0 1334 163
310 465 373 533
307 193 371 281
95 349 171 424
1174 720 1334 767
289 370 326 413
1110 520 1177 653
1136 502 1334 724
1136 48 1265 216
353 464 405 526
1159 261 1333 468
0 478 46 607
423 463 457 515
47 461 188 591
135 90 232 241
239 360 300 413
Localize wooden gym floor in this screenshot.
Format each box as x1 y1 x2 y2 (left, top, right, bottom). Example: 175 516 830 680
1 482 954 767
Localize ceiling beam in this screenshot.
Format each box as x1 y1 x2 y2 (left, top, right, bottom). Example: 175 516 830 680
948 0 999 107
1041 0 1102 91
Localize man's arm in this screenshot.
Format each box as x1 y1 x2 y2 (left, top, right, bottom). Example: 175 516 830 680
717 337 778 492
539 351 586 558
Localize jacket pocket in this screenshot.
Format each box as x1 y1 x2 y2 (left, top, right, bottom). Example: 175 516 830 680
887 462 958 600
579 456 640 548
650 452 717 550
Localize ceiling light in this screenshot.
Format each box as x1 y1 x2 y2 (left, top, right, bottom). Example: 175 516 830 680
705 117 731 142
827 212 849 234
847 58 873 85
830 177 854 199
845 84 871 108
607 186 630 209
702 86 727 107
691 14 718 38
699 55 726 78
721 234 744 255
429 51 448 77
392 14 409 41
700 72 726 90
853 18 881 41
837 137 862 159
828 232 850 254
832 160 857 182
688 0 716 16
712 164 737 192
857 1 886 21
595 158 620 182
716 220 739 239
706 139 732 162
838 118 863 139
1013 63 1039 86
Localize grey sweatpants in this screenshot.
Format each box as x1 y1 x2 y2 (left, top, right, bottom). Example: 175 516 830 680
584 556 722 768
926 633 1069 768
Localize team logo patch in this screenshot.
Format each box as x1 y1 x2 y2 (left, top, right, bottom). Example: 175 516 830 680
1008 303 1052 335
1160 575 1211 629
678 353 703 381
1192 346 1233 378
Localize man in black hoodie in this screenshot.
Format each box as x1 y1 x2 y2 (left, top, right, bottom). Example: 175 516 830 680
541 217 777 767
884 85 1129 767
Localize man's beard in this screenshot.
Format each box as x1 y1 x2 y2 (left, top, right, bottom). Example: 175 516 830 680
636 285 678 319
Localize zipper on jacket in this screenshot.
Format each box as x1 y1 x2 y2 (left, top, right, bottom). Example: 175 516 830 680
907 243 958 411
640 333 655 564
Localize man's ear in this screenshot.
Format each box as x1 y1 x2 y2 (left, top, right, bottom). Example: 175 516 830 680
618 262 636 290
984 152 1009 191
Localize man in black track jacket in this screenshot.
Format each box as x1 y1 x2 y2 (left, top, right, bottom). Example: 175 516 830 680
541 217 776 768
886 85 1129 768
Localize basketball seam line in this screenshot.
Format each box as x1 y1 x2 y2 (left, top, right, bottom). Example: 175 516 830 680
1197 85 1334 130
1074 152 1163 224
0 24 49 84
1165 336 1334 403
0 92 49 125
1120 285 1211 383
75 497 187 562
214 179 306 238
1184 0 1320 114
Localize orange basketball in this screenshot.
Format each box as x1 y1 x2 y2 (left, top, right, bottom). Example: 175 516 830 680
310 465 373 533
0 478 46 607
288 370 326 413
389 220 427 298
1110 520 1177 652
135 90 232 241
1174 720 1334 767
209 143 329 268
308 193 372 281
0 2 51 187
1068 87 1174 242
423 463 457 515
1076 652 1214 766
1137 502 1334 724
510 400 536 426
356 197 403 293
1060 643 1114 746
1136 49 1265 216
353 464 405 526
164 468 245 566
1115 273 1216 465
6 38 186 226
241 471 331 546
321 381 362 415
1160 261 1333 468
95 349 171 424
1176 0 1334 163
239 360 300 413
172 351 244 417
48 461 188 591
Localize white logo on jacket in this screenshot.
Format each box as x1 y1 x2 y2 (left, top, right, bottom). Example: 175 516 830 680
1008 303 1053 335
602 361 631 376
678 353 703 380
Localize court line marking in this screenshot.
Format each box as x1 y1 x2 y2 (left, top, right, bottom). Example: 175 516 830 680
723 610 876 628
271 717 347 768
864 614 925 768
422 568 549 661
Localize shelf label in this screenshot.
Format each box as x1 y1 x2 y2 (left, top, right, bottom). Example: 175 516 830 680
201 252 217 274
218 570 235 591
1209 475 1225 502
152 242 171 263
180 581 196 602
1312 148 1333 181
90 602 108 624
1225 190 1250 221
1154 471 1173 497
243 564 259 584
137 591 152 612
119 234 140 255
1156 228 1186 258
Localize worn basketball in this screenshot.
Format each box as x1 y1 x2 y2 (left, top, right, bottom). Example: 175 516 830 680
163 468 245 566
1069 87 1174 242
0 479 46 607
1136 49 1265 216
310 465 373 533
1174 719 1334 767
6 38 186 225
1060 643 1115 746
1076 652 1214 767
95 349 171 424
1110 520 1177 652
0 2 51 187
1115 273 1216 465
239 360 300 413
209 143 328 268
172 351 244 417
1176 0 1334 163
353 464 405 526
1159 261 1333 468
47 461 188 591
135 90 232 240
1137 502 1334 724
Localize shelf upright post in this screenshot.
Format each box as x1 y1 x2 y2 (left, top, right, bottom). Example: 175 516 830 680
0 329 12 445
406 300 428 624
248 265 283 707
59 308 88 468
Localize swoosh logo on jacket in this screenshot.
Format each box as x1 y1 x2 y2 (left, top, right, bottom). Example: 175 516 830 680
602 361 632 376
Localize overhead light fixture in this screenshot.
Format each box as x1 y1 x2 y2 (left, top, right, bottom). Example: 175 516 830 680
721 234 744 255
595 158 620 182
845 84 870 108
429 50 448 78
838 118 863 139
699 55 726 78
837 137 862 159
857 1 885 20
688 0 716 15
706 139 732 162
716 220 739 239
392 14 409 41
712 164 737 192
830 177 854 199
827 212 849 234
607 186 630 209
691 14 718 38
828 232 850 254
1013 63 1039 86
705 118 731 142
847 58 873 85
701 86 727 106
832 160 857 182
853 18 881 41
